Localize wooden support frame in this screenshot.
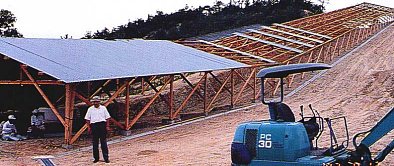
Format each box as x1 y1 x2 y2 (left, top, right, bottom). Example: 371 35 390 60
208 72 231 95
233 68 256 106
180 73 205 99
172 74 207 119
144 77 172 106
127 77 171 130
0 80 64 85
205 72 231 113
20 65 66 127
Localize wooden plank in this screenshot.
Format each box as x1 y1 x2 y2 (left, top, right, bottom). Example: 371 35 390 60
248 29 315 47
173 74 207 118
75 92 92 105
90 80 111 98
208 72 231 94
234 70 254 90
125 80 130 128
144 77 172 106
234 68 256 104
179 74 205 99
127 77 171 130
169 75 174 119
0 80 64 85
273 23 332 39
233 33 303 53
21 66 66 127
230 69 234 108
103 78 137 107
64 84 75 145
198 40 276 63
206 72 232 112
261 26 324 43
203 73 208 112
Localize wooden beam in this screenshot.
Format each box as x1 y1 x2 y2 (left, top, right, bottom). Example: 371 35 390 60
203 73 208 113
64 84 75 145
169 75 174 119
173 74 207 118
144 77 172 107
21 66 66 127
205 72 232 112
230 69 234 108
0 80 64 85
110 118 125 129
233 32 304 53
234 69 255 90
70 124 87 144
234 68 256 105
208 72 231 94
104 79 135 107
179 73 205 99
90 80 111 98
125 80 130 128
75 92 92 105
127 77 171 130
253 68 257 101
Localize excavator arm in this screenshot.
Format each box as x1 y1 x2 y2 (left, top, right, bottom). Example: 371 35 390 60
351 107 394 164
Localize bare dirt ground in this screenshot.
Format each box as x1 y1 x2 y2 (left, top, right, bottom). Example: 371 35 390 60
2 25 394 165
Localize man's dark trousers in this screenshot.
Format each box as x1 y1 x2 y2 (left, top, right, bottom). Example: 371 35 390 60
91 122 109 161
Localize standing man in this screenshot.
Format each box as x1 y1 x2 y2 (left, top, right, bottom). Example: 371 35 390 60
85 96 111 163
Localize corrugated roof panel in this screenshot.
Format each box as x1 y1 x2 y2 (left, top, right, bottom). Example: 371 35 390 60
0 38 247 83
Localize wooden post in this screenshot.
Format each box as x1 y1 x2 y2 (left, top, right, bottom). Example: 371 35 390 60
332 38 339 59
253 68 257 102
231 69 234 108
125 80 130 128
203 73 208 113
169 75 174 120
64 84 75 145
315 46 324 63
141 78 145 95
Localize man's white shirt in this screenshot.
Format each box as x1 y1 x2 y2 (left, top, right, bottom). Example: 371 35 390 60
85 105 111 124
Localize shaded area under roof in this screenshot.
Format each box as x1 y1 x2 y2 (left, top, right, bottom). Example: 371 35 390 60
0 38 247 83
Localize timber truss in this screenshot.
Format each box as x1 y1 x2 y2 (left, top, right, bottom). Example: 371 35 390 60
178 2 394 95
0 64 259 145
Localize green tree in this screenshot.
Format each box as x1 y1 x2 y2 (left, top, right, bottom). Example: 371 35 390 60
0 9 23 37
85 0 325 40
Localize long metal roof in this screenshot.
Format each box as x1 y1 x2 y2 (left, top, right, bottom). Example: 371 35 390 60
0 38 247 83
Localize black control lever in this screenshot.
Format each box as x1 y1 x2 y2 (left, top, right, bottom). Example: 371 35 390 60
300 105 304 120
308 104 316 117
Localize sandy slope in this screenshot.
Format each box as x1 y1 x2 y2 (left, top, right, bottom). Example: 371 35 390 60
2 25 393 165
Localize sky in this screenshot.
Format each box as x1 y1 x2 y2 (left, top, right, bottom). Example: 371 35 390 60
1 0 393 38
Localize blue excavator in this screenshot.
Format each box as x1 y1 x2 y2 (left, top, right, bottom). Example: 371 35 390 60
231 63 394 166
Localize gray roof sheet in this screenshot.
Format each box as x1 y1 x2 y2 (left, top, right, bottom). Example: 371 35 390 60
0 38 247 83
